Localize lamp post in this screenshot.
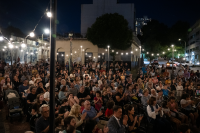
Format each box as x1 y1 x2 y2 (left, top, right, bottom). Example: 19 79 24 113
107 45 110 72
69 33 73 71
80 46 82 64
171 44 174 79
42 29 50 45
49 0 57 132
178 39 186 57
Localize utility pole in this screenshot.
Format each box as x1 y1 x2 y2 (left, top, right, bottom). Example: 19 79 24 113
49 0 57 132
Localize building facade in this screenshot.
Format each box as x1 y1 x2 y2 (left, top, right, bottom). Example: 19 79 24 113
186 19 200 64
0 35 50 64
55 38 141 65
81 0 135 37
135 16 151 35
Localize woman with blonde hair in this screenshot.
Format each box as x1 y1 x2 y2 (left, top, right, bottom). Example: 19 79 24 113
137 78 144 90
69 104 87 129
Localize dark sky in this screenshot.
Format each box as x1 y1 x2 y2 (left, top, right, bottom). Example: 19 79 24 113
0 0 200 36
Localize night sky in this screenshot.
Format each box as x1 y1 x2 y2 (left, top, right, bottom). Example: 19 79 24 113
0 0 200 36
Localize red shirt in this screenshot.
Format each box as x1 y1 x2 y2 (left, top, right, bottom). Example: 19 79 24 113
105 108 113 117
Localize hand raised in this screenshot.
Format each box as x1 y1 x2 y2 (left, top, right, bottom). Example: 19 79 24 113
81 112 87 120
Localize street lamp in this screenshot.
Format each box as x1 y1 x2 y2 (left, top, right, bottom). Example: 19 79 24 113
147 52 149 54
29 32 35 37
168 48 170 51
42 29 50 45
47 12 52 17
107 45 110 71
0 36 3 41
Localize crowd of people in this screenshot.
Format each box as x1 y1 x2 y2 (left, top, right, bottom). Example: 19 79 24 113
0 60 200 133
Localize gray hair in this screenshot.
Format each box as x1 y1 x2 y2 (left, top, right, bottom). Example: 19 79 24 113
39 104 49 113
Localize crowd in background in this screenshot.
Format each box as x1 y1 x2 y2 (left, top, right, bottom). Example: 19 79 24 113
0 59 200 133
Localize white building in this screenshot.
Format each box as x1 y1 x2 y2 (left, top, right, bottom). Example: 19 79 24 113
81 0 135 37
0 35 50 64
186 19 200 64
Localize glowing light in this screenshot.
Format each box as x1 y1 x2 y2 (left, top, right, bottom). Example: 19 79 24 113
93 57 95 58
142 49 144 51
105 49 107 51
168 48 170 51
80 46 82 48
57 53 58 55
66 54 68 56
107 45 110 48
15 46 18 48
136 49 138 51
147 52 149 54
4 46 7 48
47 12 52 17
9 44 14 49
62 54 63 56
21 50 23 52
2 49 5 51
131 51 133 54
98 56 100 58
75 51 76 53
102 53 104 55
171 44 174 47
121 53 123 55
29 32 35 37
0 36 4 41
112 50 114 52
26 52 28 54
116 52 118 54
126 53 128 55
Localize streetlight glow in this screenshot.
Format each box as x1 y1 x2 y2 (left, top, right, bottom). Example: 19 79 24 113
66 54 68 56
168 48 170 51
112 50 114 52
9 44 14 49
147 52 149 54
136 49 138 51
131 51 133 54
116 52 118 54
171 44 174 47
98 55 100 58
80 46 82 48
121 53 123 55
0 36 4 41
30 32 35 37
178 39 181 41
44 29 50 34
2 49 5 51
105 49 107 51
126 52 128 55
107 45 110 48
21 43 26 48
4 46 7 48
21 50 23 52
102 53 104 55
47 12 52 17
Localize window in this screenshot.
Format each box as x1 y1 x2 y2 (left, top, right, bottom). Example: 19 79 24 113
195 55 198 59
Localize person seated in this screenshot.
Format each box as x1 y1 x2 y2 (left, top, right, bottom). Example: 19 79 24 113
115 86 126 107
82 100 108 129
19 79 29 95
58 86 69 101
79 99 85 114
156 82 163 91
124 85 135 102
43 86 50 103
150 89 157 98
30 103 41 132
55 117 64 133
179 124 191 133
147 97 171 133
185 86 194 98
167 96 188 124
141 88 150 107
83 119 108 133
27 86 37 105
67 93 79 107
63 116 81 133
77 86 91 101
92 82 100 95
180 94 198 126
102 90 109 107
36 82 46 95
105 101 114 119
125 104 144 133
156 90 164 106
36 94 47 108
162 84 170 98
162 101 181 129
59 99 70 116
69 104 87 131
94 91 103 111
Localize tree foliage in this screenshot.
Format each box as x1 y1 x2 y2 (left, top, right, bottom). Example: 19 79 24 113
86 13 133 50
138 20 190 59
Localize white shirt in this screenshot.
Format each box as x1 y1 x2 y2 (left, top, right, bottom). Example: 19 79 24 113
147 105 163 119
44 91 50 99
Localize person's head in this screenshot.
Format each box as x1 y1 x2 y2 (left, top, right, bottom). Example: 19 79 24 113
83 120 97 133
117 86 123 93
37 94 44 102
178 81 182 86
61 99 68 106
157 90 163 96
5 77 10 84
31 103 39 115
30 86 37 94
168 96 176 104
143 88 149 96
64 116 76 128
79 86 85 93
188 86 191 90
70 83 74 88
79 99 85 107
55 117 64 128
113 105 122 119
61 86 68 92
84 100 91 110
124 104 134 115
38 82 43 87
61 79 66 85
151 89 156 95
162 101 168 108
106 101 115 109
95 91 101 97
168 91 174 97
40 104 49 118
69 104 81 117
127 85 132 91
66 125 76 133
148 97 157 106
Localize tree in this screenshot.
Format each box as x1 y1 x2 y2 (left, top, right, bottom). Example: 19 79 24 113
2 25 25 38
86 13 133 50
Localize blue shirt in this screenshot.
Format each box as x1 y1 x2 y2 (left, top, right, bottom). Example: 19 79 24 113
19 85 29 94
142 67 147 74
162 89 169 96
82 106 99 122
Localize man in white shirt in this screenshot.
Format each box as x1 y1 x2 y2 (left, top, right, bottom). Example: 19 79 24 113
44 86 50 102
